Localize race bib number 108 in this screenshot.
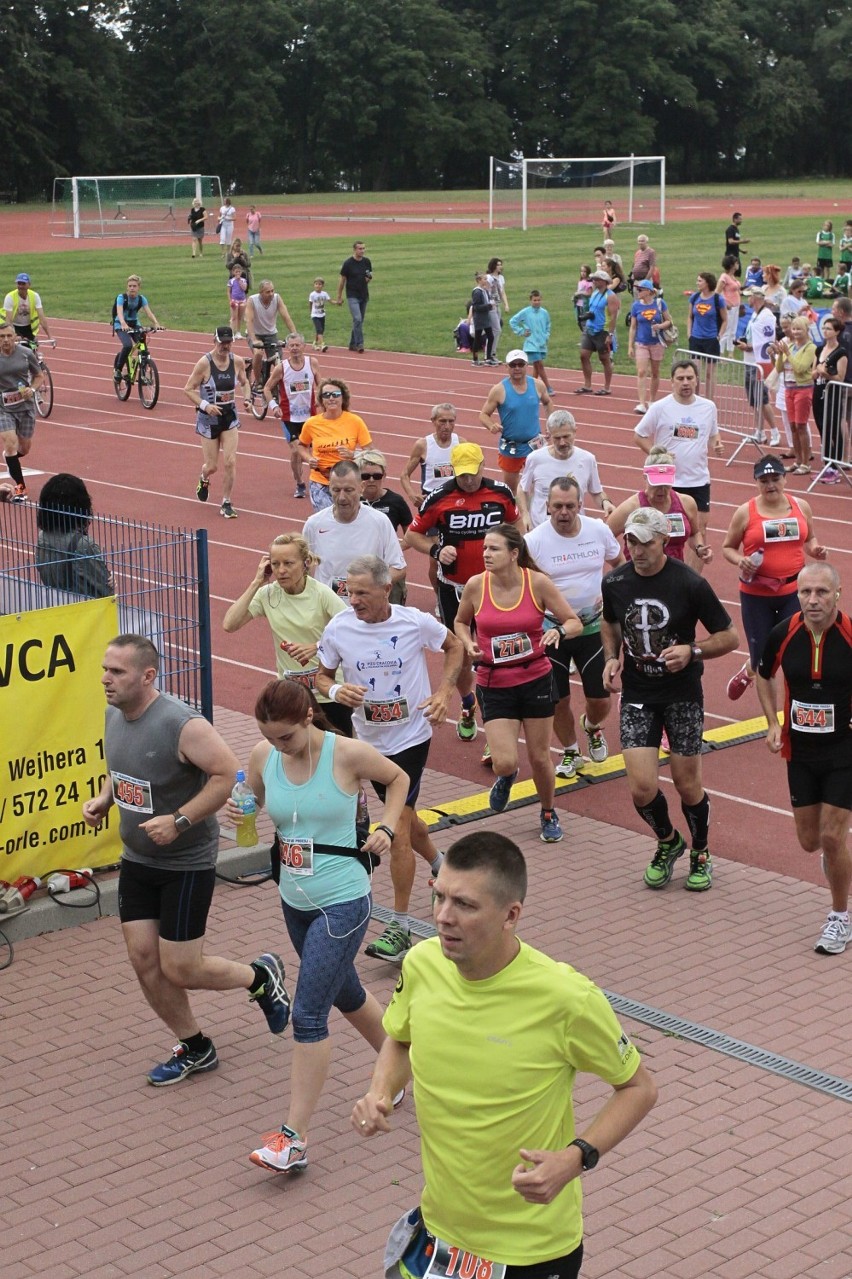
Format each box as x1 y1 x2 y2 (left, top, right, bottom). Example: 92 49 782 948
426 1238 506 1279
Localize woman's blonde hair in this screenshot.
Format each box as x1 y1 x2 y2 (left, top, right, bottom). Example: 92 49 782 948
270 532 320 570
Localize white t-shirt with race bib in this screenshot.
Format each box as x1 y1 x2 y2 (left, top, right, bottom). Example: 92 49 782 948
519 445 603 528
635 394 719 487
525 516 620 627
302 504 406 599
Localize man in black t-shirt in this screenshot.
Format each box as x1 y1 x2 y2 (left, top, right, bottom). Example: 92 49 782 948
601 508 738 893
360 448 412 604
757 563 852 955
724 212 748 262
336 239 372 352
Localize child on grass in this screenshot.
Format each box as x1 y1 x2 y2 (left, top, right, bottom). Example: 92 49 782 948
228 266 248 337
308 277 331 352
509 289 552 391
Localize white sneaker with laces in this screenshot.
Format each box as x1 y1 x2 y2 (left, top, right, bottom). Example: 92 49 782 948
250 1123 308 1172
814 913 851 955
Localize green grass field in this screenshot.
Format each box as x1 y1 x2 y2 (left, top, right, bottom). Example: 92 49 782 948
2 204 847 374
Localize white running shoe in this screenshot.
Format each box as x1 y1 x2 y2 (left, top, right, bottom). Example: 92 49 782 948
814 913 851 955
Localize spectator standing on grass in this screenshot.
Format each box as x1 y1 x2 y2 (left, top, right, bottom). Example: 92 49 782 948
632 235 657 288
628 277 672 413
761 264 787 314
336 240 372 352
815 220 835 278
218 196 236 259
735 288 778 447
509 290 552 392
226 239 252 293
724 212 748 265
469 271 495 366
227 266 248 339
717 257 743 356
575 271 619 396
245 205 263 257
308 277 330 352
772 317 817 475
813 316 848 479
187 199 207 258
486 256 509 358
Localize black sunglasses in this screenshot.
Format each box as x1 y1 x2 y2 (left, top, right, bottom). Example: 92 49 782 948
361 472 383 481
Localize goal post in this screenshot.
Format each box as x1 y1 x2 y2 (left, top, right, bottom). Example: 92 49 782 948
51 175 223 239
489 155 665 231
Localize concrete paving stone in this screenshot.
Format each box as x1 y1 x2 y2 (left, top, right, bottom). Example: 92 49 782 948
8 1264 76 1279
752 1245 826 1279
705 1224 786 1260
620 1244 689 1277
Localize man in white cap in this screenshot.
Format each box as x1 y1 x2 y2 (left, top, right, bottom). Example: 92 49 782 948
601 507 738 893
575 270 620 395
478 350 552 496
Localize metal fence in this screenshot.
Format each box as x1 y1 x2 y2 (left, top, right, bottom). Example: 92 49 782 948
809 380 852 492
0 500 213 717
673 349 766 466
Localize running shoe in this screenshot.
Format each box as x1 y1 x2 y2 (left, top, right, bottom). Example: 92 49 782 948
196 474 209 502
480 741 492 766
365 922 412 962
321 344 329 353
250 1123 308 1173
819 468 841 484
294 483 307 499
11 483 27 503
643 832 686 889
147 1039 218 1087
634 403 648 414
540 809 564 843
685 849 713 892
581 714 609 763
769 431 781 446
456 708 477 741
489 769 518 813
726 664 753 701
249 952 291 1034
484 357 500 366
555 748 584 779
814 913 851 955
220 500 238 518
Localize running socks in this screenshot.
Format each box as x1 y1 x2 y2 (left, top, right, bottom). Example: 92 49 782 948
681 793 710 850
635 790 673 841
4 453 24 485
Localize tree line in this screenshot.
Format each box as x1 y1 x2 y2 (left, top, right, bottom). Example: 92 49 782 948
4 0 850 199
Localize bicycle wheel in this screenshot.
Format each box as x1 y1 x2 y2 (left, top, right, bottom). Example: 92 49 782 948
249 382 268 420
138 358 160 409
113 367 132 401
35 363 54 418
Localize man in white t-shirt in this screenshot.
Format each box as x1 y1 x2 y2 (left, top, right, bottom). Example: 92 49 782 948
316 555 464 962
526 476 623 776
518 409 614 529
734 287 778 445
635 360 723 570
302 461 406 599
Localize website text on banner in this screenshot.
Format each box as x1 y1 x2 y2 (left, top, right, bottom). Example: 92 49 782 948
1 597 122 879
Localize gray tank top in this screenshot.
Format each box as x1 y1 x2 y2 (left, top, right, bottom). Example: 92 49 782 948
250 292 280 336
105 694 220 869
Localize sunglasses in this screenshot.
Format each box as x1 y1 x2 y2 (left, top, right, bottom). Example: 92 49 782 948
321 390 342 399
361 472 383 481
508 361 526 368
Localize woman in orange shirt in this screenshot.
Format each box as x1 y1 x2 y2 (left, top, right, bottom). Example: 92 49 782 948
297 377 371 510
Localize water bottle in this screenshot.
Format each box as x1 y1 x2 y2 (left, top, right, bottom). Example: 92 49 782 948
231 770 258 847
740 549 764 581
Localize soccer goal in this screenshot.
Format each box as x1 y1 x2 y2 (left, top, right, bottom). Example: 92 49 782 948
489 156 665 231
51 174 223 239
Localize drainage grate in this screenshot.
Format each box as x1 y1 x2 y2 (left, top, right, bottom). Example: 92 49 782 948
606 993 852 1103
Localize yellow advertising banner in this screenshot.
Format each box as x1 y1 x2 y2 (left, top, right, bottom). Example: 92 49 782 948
1 597 122 880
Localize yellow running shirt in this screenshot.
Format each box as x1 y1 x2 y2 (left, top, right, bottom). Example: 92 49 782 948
248 575 346 696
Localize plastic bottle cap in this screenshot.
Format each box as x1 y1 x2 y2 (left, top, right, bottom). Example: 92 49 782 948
235 769 246 782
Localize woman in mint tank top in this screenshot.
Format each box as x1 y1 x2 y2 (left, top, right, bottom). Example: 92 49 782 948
230 679 408 1177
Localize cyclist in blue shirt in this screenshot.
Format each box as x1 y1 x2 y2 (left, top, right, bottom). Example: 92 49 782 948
113 274 160 381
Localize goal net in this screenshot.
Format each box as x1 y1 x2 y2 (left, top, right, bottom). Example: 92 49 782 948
489 156 665 231
51 175 223 239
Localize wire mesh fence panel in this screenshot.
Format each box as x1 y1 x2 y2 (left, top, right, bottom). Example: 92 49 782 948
809 380 852 491
0 500 212 716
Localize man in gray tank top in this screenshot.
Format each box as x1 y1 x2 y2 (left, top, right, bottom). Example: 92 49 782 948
82 634 292 1086
246 279 296 387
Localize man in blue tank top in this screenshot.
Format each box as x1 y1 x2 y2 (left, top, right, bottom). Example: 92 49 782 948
82 634 292 1086
478 350 552 495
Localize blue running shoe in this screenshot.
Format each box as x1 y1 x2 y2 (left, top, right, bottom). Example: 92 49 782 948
250 953 291 1034
540 809 564 843
147 1039 218 1086
489 769 518 813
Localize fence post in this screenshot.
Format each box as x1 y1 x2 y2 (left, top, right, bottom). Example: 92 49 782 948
195 528 214 722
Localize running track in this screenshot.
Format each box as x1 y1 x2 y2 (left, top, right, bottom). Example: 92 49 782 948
12 319 852 884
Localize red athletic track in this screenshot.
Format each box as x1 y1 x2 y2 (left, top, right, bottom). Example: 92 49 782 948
11 319 851 888
3 193 845 254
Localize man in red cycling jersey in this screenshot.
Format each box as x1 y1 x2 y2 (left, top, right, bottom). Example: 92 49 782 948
404 443 521 744
757 563 852 955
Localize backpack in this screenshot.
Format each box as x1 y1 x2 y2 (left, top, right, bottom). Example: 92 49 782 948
111 292 128 323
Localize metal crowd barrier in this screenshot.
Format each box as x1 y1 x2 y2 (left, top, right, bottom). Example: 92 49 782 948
809 379 852 492
673 349 765 466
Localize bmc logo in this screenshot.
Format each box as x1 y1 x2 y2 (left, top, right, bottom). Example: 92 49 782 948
446 509 505 532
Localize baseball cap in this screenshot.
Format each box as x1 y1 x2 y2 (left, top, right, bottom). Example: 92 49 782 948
624 508 669 542
754 454 786 479
213 325 234 342
15 273 30 284
749 287 766 297
635 277 656 291
590 269 611 282
644 461 676 485
451 443 484 475
505 349 528 364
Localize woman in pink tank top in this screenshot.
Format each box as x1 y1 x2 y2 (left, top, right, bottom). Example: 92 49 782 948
455 523 581 844
607 448 713 570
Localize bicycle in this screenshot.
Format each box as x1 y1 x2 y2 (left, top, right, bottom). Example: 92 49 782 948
113 326 162 410
18 336 56 418
249 339 283 420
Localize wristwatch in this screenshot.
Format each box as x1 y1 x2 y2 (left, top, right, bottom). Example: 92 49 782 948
691 644 702 662
173 812 192 833
568 1138 600 1170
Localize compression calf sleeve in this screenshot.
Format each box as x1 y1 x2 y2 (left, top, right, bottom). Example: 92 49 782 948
681 793 710 850
635 790 673 841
